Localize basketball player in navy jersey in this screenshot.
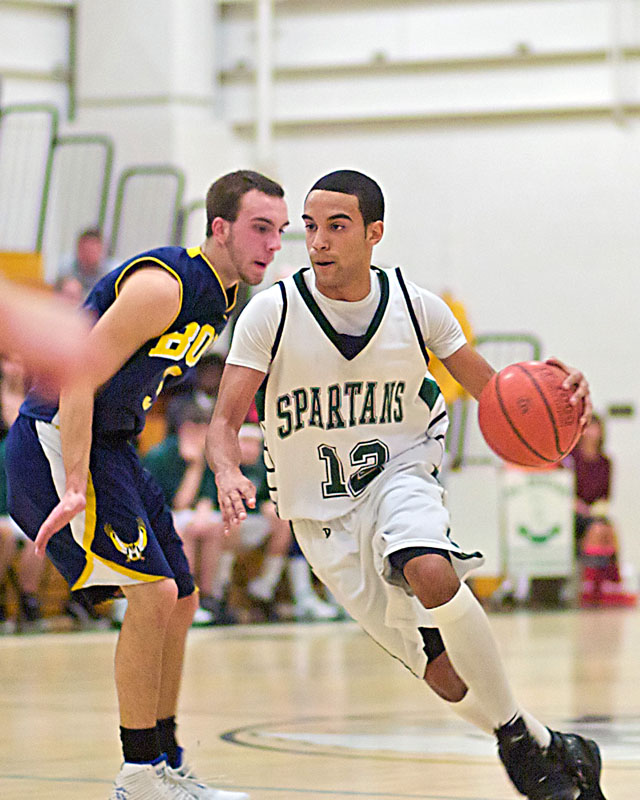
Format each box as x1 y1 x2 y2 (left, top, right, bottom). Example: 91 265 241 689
6 170 289 800
208 170 606 800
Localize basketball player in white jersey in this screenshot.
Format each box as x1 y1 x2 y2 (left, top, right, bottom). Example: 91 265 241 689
207 170 606 800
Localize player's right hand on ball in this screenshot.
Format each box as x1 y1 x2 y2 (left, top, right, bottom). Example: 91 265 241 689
35 490 87 556
215 469 256 533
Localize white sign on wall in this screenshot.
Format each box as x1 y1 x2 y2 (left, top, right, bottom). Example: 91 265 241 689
501 467 575 579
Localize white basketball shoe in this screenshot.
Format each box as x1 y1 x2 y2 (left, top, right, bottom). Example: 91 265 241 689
165 749 250 800
109 758 194 799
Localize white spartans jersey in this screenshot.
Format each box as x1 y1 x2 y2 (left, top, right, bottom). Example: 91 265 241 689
254 267 450 521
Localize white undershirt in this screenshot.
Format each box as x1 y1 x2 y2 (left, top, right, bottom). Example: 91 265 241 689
308 269 382 336
228 267 467 375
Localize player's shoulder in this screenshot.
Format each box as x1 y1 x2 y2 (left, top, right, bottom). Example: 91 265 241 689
121 245 185 268
245 279 289 312
388 267 447 310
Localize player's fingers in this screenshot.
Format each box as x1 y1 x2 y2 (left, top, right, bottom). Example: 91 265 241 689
220 490 248 531
547 357 590 403
34 495 86 556
34 515 60 556
565 374 589 408
545 356 568 373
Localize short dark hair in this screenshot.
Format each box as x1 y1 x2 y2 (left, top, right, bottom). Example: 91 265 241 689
78 226 102 242
205 170 284 236
307 169 384 227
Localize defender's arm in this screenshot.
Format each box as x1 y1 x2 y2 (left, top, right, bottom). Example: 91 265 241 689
34 267 180 554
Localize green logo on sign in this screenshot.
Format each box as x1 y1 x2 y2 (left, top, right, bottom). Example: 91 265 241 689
517 525 561 545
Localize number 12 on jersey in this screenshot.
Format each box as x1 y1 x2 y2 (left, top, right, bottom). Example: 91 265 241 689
318 439 390 498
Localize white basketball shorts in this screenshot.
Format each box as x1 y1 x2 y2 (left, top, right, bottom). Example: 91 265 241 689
291 455 484 678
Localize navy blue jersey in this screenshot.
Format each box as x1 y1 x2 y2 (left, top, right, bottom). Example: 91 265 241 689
21 246 237 436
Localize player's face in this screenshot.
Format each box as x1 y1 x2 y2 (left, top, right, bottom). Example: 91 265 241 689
303 190 383 301
226 190 289 285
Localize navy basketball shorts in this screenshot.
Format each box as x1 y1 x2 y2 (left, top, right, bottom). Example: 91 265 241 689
6 415 195 600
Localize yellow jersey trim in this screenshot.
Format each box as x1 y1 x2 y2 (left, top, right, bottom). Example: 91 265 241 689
91 554 167 584
72 471 166 589
114 257 184 333
189 246 238 314
71 470 98 591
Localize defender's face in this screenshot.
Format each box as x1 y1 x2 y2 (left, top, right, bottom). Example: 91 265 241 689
227 190 289 285
303 190 382 301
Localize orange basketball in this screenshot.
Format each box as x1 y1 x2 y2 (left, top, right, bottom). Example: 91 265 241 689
478 361 583 468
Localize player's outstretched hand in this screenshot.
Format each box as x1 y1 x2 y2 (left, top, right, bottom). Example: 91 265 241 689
545 357 592 428
215 468 257 533
34 489 86 556
1 280 94 397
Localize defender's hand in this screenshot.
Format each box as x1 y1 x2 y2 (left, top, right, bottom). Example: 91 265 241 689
35 489 86 556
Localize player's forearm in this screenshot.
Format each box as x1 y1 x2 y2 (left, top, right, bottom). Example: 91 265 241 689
205 365 266 475
58 382 95 496
206 417 243 477
441 344 496 400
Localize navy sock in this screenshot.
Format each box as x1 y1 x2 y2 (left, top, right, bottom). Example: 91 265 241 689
119 725 161 764
157 716 180 768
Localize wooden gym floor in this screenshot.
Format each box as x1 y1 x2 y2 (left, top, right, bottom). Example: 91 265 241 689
1 608 638 799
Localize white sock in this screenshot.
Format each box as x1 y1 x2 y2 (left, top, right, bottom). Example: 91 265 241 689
444 689 495 735
428 583 519 730
443 690 550 747
211 551 235 600
287 556 315 602
249 554 285 599
521 710 552 749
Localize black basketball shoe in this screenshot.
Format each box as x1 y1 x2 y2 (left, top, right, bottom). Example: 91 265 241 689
496 716 577 799
548 730 607 800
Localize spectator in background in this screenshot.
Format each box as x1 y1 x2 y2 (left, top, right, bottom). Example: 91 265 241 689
579 516 623 606
0 356 26 439
141 396 232 625
144 401 338 624
232 424 339 622
54 274 85 308
0 438 46 631
0 357 45 630
58 227 116 298
568 413 611 554
193 352 225 410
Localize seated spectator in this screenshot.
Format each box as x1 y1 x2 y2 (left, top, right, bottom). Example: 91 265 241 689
57 227 116 299
0 481 45 632
54 275 85 307
194 352 225 407
226 424 339 622
0 357 45 631
141 396 228 625
567 414 611 555
579 516 624 606
143 401 339 624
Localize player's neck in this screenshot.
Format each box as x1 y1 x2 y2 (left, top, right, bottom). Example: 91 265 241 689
199 240 237 289
314 268 372 302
